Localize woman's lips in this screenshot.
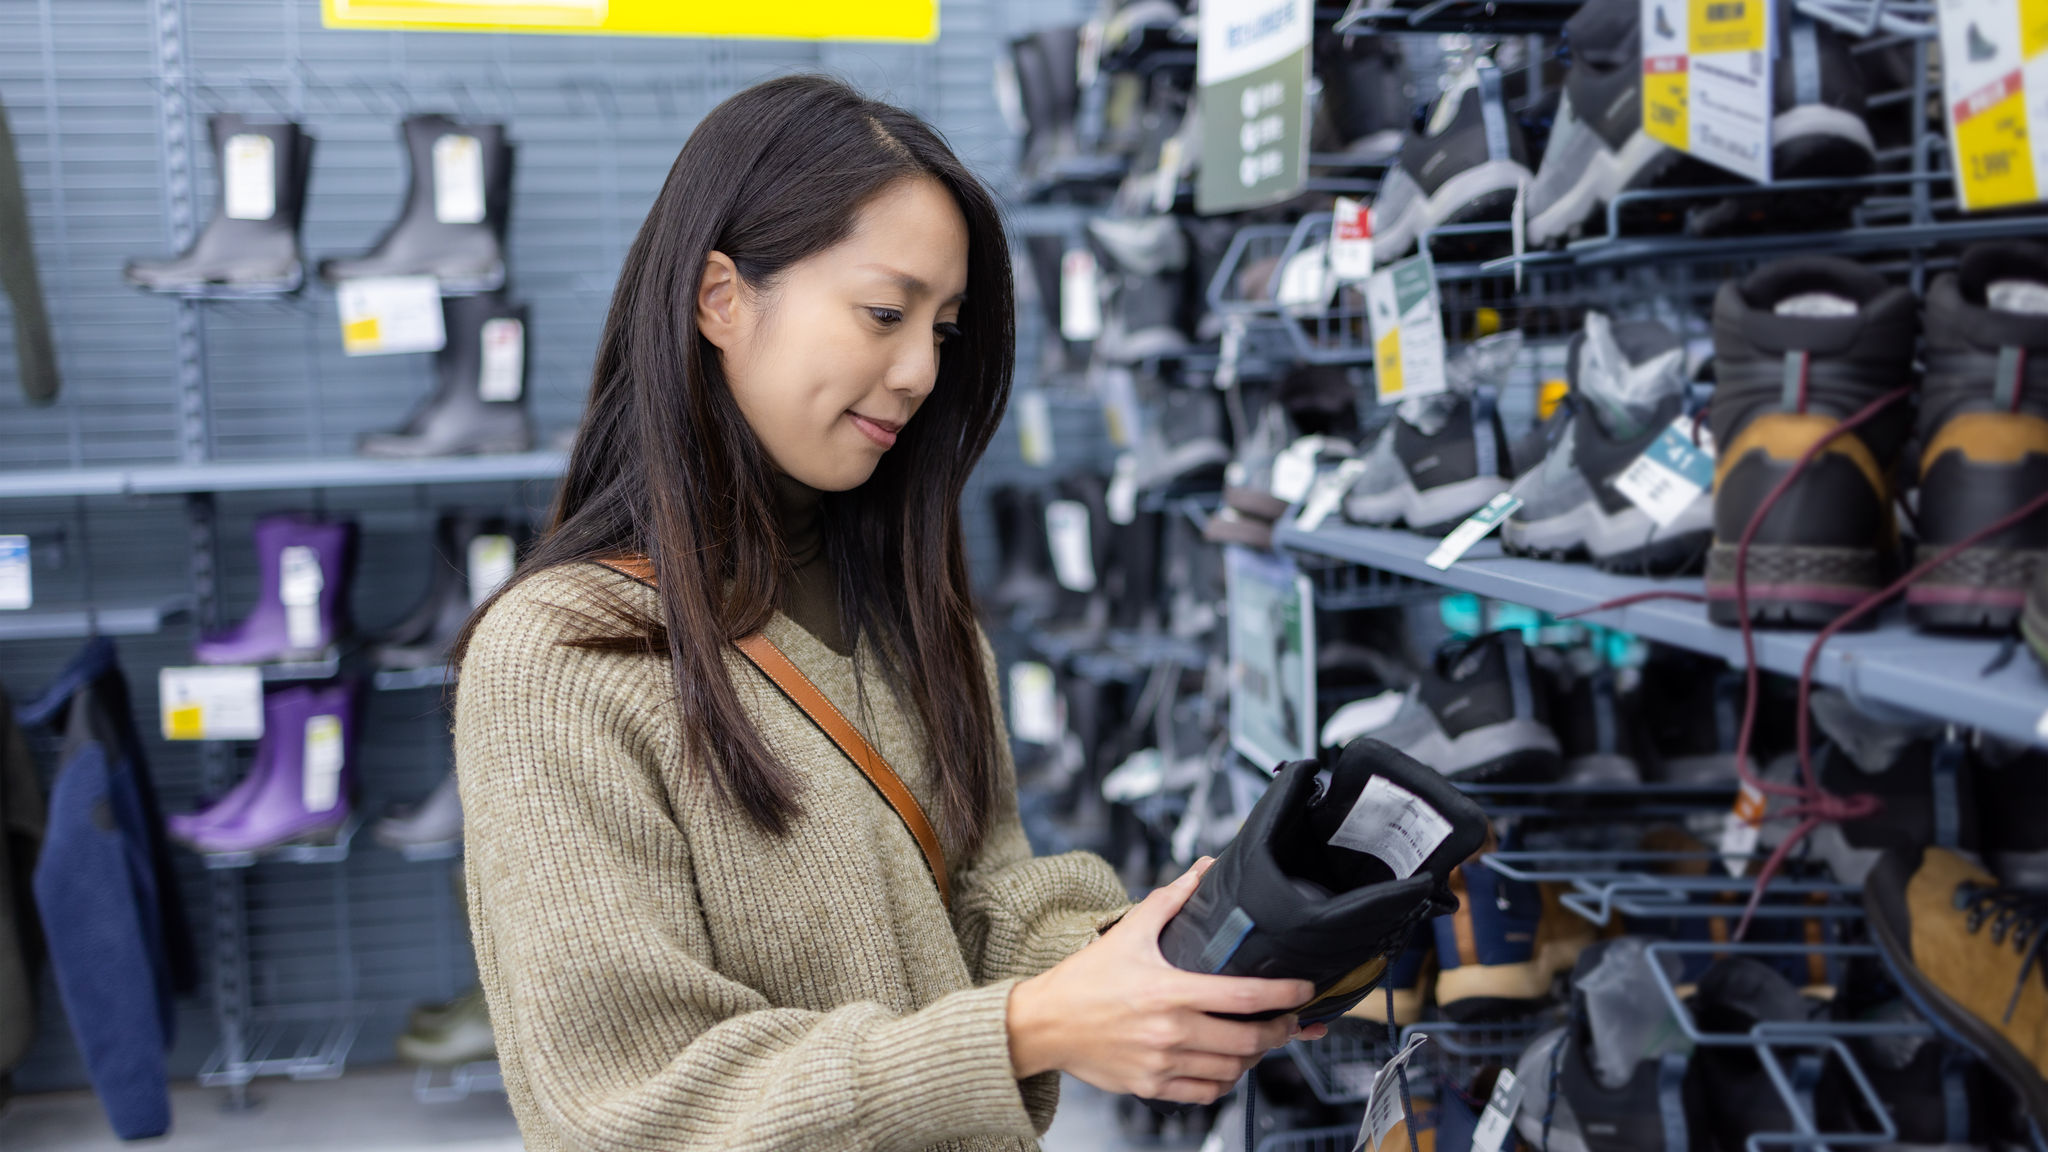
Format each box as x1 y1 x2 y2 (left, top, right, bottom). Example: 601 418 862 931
848 412 901 449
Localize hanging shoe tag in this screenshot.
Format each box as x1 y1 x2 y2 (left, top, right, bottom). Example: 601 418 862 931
467 534 516 607
1426 492 1523 570
1271 437 1325 504
1215 316 1246 391
1107 453 1141 525
1469 1068 1523 1152
279 544 326 651
1613 413 1716 527
223 133 277 221
1152 137 1184 213
1295 457 1369 532
433 134 487 225
1330 196 1374 282
1368 253 1447 403
1018 390 1056 466
1045 500 1098 592
1097 366 1141 448
1059 249 1103 341
1329 775 1453 878
338 276 446 356
1008 661 1060 744
1355 1031 1432 1152
302 713 345 813
159 666 264 741
1277 243 1339 315
1718 778 1767 875
478 317 526 402
0 535 29 610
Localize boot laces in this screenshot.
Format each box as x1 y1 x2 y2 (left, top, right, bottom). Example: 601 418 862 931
1954 880 2048 1025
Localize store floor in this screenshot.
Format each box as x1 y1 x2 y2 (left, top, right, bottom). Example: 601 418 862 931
0 1070 1174 1151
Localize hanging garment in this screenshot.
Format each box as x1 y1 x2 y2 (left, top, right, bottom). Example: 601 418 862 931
21 638 196 1140
0 683 46 1083
0 93 60 404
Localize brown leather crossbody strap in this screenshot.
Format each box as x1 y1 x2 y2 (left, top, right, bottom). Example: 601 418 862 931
594 555 951 908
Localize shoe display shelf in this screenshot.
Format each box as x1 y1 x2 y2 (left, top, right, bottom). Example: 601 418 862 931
1024 624 1209 687
1255 1126 1364 1152
196 812 363 871
0 450 568 501
412 1059 504 1105
195 1009 365 1089
1274 518 2048 748
373 663 455 692
0 596 192 641
1337 0 1927 36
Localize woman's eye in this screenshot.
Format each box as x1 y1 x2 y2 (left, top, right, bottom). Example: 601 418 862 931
867 307 904 327
935 322 963 343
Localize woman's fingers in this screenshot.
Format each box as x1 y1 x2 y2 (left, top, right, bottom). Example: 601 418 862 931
1168 970 1313 1018
1150 1076 1241 1106
1178 1012 1296 1058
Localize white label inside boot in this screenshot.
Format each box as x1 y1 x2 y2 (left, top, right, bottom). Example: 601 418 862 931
1328 775 1453 879
1988 279 2048 315
1772 293 1857 318
433 134 487 225
0 535 29 610
223 133 276 221
1045 500 1097 592
478 317 525 401
468 533 516 608
279 545 326 651
302 713 344 813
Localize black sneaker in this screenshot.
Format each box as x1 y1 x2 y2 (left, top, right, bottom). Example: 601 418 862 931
1343 337 1519 536
1156 738 1489 1024
1704 257 1919 627
1370 57 1532 264
1817 997 2007 1147
1688 957 1822 1151
1351 631 1565 784
1312 32 1413 163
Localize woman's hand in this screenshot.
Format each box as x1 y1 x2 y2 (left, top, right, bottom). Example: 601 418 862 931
1005 858 1328 1104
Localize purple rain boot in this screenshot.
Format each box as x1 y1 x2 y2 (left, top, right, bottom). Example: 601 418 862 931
188 681 356 854
166 736 276 847
196 514 357 665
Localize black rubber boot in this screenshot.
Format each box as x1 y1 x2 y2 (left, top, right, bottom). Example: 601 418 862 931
320 114 512 293
125 114 311 295
375 510 529 668
360 292 533 458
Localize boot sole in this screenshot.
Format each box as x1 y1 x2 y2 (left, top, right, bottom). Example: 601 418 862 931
1863 881 2048 1143
1704 542 1884 628
1907 546 2044 631
1435 959 1555 1020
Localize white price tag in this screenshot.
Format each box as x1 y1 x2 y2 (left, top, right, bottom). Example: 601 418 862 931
1367 254 1447 402
1018 390 1055 466
1425 492 1522 570
1295 458 1367 532
1059 249 1103 342
1270 437 1324 505
432 133 487 224
1107 453 1140 526
1719 778 1767 875
1356 1032 1430 1152
1330 196 1374 282
1641 0 1773 182
223 133 276 221
1277 243 1339 316
1045 500 1097 593
338 276 446 356
467 533 516 607
302 713 345 813
1939 0 2048 212
159 666 265 741
1216 317 1246 391
1153 137 1184 213
1469 1068 1524 1152
279 544 326 651
0 535 29 610
1008 661 1060 744
1098 366 1141 449
1613 414 1716 526
478 317 525 402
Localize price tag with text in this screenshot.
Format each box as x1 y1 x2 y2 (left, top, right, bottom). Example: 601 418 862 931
1469 1068 1525 1152
160 666 264 741
1426 492 1523 570
0 536 29 610
432 133 487 224
1642 0 1774 182
1330 196 1374 281
1045 500 1098 593
478 317 525 401
1018 390 1056 466
1009 661 1060 744
302 713 345 813
1059 249 1103 342
1367 254 1447 402
223 133 277 221
1938 0 2048 210
1613 413 1716 526
1355 1032 1431 1152
468 533 517 607
338 276 445 356
1720 778 1768 875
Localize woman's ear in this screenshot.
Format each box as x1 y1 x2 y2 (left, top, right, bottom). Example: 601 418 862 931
696 250 744 350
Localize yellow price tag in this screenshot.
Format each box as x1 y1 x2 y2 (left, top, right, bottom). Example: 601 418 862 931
1374 329 1404 399
1643 57 1691 151
323 0 937 41
1690 0 1763 53
1953 74 2039 210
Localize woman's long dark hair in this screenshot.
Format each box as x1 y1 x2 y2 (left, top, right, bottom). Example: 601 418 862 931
453 75 1015 857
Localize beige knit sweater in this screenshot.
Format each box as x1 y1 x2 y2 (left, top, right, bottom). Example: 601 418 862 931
455 562 1130 1152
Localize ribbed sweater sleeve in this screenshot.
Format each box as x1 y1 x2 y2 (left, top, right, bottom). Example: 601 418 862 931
457 594 1044 1152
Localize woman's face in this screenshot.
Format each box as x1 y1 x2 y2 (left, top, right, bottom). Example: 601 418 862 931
698 176 970 491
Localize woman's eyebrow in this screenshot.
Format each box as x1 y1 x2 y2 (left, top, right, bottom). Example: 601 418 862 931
860 263 967 304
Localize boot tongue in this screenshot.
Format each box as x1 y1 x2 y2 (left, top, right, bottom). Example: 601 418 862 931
1575 938 1689 1090
1574 313 1685 441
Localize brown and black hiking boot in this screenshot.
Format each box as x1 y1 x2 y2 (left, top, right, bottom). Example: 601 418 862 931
1863 846 2048 1142
1705 257 1919 626
1908 241 2048 630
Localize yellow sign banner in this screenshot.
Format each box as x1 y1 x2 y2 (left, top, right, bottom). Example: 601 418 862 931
322 0 937 42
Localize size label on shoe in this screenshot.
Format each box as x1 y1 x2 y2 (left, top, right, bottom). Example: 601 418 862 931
303 713 344 813
478 317 525 401
1939 0 2048 210
1017 390 1055 466
1008 661 1060 745
1356 1031 1431 1152
1469 1068 1524 1152
223 133 277 221
1059 249 1103 342
468 534 516 607
0 535 29 610
338 275 446 356
1426 492 1523 570
1641 0 1774 183
1045 500 1097 593
1367 254 1447 402
1107 453 1140 526
1718 778 1767 875
1330 197 1374 282
1613 414 1716 526
279 544 326 651
160 666 264 741
1331 775 1455 878
1294 457 1369 532
433 133 487 225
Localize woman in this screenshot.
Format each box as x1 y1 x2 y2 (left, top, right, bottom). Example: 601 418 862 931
453 76 1321 1152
